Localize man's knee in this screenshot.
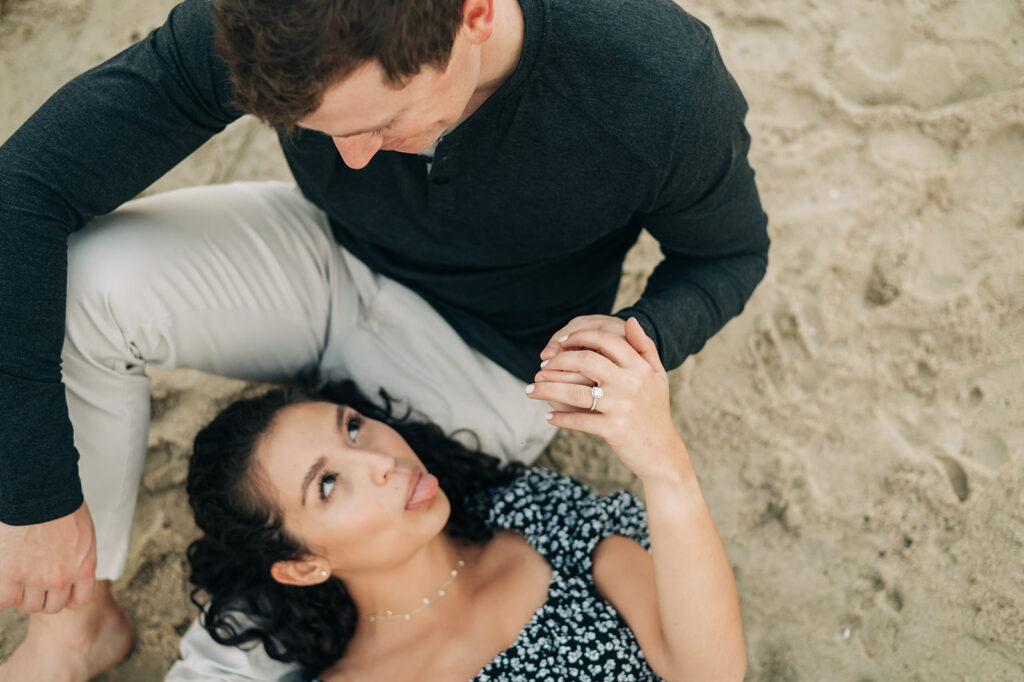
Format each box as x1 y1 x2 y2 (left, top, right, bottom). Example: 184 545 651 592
64 219 168 365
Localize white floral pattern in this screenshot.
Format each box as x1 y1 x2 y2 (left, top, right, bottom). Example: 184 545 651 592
466 469 659 681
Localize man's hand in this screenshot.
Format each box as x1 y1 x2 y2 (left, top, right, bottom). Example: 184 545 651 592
0 502 97 614
536 315 628 412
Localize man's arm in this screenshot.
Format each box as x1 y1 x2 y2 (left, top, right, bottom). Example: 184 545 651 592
0 0 240 527
618 36 768 369
541 36 768 372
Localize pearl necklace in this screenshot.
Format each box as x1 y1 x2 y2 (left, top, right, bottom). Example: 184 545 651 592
366 559 465 623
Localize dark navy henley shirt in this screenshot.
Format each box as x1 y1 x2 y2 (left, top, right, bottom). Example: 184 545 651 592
0 0 768 524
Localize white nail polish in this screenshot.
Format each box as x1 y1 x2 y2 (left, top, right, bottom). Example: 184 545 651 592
525 384 534 394
545 412 553 421
540 360 548 368
557 334 569 343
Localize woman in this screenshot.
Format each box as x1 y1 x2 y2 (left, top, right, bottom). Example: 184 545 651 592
182 319 745 681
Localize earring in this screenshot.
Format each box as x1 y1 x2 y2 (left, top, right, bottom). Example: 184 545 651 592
320 570 328 578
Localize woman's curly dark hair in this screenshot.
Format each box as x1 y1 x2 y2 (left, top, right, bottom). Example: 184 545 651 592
186 380 525 676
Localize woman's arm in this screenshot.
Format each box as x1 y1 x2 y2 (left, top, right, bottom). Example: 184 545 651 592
527 318 745 681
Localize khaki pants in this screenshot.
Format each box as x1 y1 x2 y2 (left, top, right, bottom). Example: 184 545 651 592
63 181 554 584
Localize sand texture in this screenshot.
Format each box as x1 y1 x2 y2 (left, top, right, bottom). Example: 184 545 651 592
2 0 1023 679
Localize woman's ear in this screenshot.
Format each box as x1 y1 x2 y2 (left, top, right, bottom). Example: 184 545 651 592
270 557 331 587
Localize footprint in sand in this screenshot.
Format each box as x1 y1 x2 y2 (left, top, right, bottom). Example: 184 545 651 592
865 243 907 307
954 123 1024 223
961 430 1011 473
828 0 911 105
756 642 799 682
725 15 803 82
851 568 907 626
747 305 822 396
935 454 970 502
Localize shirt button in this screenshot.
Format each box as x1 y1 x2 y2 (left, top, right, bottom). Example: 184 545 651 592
432 176 450 185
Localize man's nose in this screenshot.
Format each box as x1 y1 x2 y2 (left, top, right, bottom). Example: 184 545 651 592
333 134 383 169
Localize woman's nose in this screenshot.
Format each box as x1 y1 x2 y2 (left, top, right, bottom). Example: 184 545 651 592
333 134 382 169
364 451 396 484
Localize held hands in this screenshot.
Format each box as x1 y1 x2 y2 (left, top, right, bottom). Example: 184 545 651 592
0 502 97 614
537 315 626 413
528 317 690 482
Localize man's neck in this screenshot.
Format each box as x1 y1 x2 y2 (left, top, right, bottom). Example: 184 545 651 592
472 0 525 106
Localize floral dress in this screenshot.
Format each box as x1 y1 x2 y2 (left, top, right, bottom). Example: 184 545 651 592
465 469 659 681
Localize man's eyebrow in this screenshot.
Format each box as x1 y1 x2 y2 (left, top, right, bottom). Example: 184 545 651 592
334 123 390 138
300 455 327 507
296 122 389 139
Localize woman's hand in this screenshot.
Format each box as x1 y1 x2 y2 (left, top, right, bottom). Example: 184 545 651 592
529 319 745 680
526 318 690 482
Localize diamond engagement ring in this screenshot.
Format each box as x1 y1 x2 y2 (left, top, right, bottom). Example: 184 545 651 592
589 386 604 412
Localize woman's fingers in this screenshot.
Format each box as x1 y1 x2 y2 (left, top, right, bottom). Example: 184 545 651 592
534 369 598 414
534 368 593 387
544 409 604 436
624 317 664 373
528 380 609 412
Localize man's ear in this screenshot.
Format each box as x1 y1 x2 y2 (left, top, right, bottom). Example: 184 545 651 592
270 557 331 587
461 0 496 44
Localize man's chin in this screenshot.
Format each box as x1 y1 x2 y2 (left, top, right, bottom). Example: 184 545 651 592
398 133 445 154
381 130 444 155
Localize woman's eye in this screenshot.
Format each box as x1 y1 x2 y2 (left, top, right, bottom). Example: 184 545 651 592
319 473 336 501
346 415 362 443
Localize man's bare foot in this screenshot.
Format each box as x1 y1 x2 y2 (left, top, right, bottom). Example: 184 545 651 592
0 581 133 682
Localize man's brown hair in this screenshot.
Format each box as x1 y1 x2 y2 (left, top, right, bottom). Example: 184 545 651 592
213 0 465 130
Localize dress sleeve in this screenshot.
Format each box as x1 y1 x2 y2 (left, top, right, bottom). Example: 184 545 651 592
481 469 649 577
0 0 241 525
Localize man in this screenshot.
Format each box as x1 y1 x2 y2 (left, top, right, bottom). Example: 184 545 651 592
0 0 768 678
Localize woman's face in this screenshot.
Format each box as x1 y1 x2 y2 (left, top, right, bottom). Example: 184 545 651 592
254 401 451 577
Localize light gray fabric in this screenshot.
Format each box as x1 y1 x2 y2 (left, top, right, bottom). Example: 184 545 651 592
168 618 306 682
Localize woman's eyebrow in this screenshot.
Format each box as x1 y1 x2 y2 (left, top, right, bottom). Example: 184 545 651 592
300 455 327 507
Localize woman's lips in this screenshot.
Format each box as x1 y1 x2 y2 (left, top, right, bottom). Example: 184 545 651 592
405 471 439 510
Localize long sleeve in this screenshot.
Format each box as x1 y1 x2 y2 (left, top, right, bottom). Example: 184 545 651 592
0 0 241 525
616 37 769 370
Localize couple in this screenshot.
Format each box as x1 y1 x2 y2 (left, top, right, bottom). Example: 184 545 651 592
0 0 768 678
175 319 745 680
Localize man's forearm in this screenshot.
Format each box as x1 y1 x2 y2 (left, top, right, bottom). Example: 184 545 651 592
0 161 84 525
615 247 769 371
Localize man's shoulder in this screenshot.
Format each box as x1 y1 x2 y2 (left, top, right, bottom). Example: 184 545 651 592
534 0 722 165
544 0 712 63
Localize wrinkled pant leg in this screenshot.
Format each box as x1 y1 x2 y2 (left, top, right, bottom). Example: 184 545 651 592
63 181 345 580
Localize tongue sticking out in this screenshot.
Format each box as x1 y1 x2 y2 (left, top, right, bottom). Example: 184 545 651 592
406 473 439 510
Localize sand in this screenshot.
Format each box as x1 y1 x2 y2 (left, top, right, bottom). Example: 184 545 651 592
1 0 1022 679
